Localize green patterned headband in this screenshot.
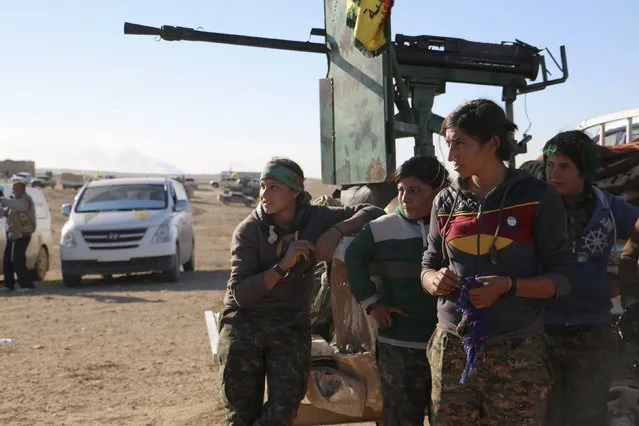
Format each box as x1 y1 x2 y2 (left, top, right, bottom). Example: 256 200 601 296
260 163 304 192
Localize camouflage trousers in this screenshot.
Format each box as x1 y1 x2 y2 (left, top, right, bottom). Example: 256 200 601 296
544 324 614 426
217 309 311 426
427 327 552 425
376 342 431 426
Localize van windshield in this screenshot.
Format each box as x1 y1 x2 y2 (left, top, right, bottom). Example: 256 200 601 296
75 183 168 213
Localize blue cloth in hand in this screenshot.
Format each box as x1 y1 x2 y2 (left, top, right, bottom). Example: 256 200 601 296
456 276 489 384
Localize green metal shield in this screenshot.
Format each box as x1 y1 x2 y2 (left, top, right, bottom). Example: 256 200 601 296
320 0 393 185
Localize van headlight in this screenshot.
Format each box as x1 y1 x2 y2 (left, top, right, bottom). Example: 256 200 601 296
151 219 172 244
61 231 77 248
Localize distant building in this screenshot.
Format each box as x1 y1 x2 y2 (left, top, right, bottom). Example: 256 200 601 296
0 159 35 177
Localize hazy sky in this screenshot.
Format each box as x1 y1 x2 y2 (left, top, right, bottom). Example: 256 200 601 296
1 1 637 178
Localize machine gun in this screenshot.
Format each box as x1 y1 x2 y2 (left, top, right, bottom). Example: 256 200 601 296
124 14 567 187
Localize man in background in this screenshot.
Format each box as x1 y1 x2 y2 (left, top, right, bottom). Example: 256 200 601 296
0 179 37 293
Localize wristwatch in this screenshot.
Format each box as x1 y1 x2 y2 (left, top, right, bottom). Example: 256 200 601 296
272 263 289 278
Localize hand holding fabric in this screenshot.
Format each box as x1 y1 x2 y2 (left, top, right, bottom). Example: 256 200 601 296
425 267 460 296
468 275 509 309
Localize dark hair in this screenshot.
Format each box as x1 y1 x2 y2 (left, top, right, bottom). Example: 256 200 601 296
441 98 518 162
268 156 305 180
542 130 599 185
390 156 449 190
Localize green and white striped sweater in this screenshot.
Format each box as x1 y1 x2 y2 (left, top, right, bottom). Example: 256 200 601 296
345 211 438 349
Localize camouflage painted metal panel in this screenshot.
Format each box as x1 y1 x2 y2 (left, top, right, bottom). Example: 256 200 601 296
319 78 336 184
323 0 391 185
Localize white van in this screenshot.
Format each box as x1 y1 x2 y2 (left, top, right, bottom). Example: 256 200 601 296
59 177 195 286
0 184 53 282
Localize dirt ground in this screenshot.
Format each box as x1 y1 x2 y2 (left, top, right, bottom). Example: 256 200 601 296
0 180 381 426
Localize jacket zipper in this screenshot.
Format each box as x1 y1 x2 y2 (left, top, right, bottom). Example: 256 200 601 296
476 201 484 275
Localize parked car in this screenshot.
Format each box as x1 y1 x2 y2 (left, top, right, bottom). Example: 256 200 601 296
10 172 33 184
59 177 195 286
218 191 256 207
0 184 53 282
31 175 56 189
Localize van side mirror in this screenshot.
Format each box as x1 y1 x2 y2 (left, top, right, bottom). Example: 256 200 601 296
61 203 72 217
175 199 189 212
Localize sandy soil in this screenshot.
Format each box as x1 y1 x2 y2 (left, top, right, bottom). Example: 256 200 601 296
0 180 379 426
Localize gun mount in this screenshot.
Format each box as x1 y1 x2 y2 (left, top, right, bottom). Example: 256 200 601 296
123 13 567 187
124 15 567 186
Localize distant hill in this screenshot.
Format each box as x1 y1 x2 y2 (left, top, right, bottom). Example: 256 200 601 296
36 168 220 182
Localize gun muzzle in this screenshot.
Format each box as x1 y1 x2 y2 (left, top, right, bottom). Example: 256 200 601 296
123 22 161 37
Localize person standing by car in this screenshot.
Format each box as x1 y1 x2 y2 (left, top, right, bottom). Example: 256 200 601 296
542 130 639 426
218 157 385 425
345 156 448 426
0 179 37 292
420 99 574 424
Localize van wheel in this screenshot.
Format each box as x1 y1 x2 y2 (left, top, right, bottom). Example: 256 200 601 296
162 245 180 283
31 246 49 282
183 239 195 272
63 273 82 287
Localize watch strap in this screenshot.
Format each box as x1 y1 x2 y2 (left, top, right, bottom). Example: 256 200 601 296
273 263 289 278
505 276 517 297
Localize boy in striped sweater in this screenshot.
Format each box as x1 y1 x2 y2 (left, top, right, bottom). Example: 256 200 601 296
345 156 448 426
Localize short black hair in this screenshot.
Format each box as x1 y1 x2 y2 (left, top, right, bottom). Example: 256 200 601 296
542 130 599 185
389 156 449 190
441 98 518 162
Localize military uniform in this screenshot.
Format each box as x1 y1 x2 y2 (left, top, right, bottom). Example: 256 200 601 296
1 192 37 291
421 169 574 425
219 195 384 425
346 210 437 425
428 327 552 425
544 325 614 426
376 343 431 425
544 187 639 426
218 309 311 425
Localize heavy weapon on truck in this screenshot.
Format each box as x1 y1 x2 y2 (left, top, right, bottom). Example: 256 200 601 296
124 2 571 423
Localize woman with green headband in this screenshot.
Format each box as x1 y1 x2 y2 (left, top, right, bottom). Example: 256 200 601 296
542 130 639 426
218 157 385 425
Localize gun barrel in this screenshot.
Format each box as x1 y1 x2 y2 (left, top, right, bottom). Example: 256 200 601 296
123 22 327 55
123 22 162 37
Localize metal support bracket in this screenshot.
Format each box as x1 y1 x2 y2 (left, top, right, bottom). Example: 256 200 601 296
412 84 444 158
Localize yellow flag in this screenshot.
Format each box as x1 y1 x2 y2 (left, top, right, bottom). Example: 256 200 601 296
345 0 391 57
